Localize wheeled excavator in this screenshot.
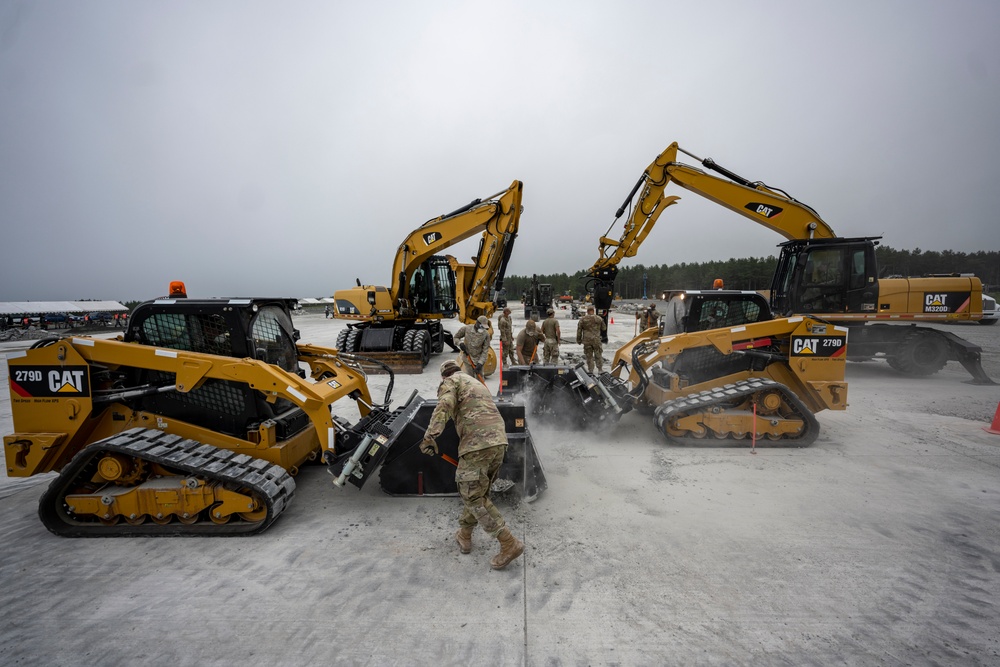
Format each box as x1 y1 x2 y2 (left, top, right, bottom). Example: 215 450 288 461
3 291 546 537
640 142 993 383
332 181 522 375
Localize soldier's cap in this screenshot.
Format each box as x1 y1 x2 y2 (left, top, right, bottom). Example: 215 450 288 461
547 308 554 315
525 319 537 330
440 359 462 376
476 315 488 326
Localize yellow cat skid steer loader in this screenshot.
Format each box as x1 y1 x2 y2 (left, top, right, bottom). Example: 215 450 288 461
500 314 848 446
4 295 546 537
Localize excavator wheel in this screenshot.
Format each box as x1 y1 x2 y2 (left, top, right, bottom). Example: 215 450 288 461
886 330 949 376
413 330 432 365
344 329 361 353
403 329 432 365
336 329 350 352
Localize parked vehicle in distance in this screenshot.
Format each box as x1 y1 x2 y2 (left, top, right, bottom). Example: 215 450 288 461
981 295 998 325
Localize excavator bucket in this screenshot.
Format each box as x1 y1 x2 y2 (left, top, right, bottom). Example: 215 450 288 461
327 392 547 502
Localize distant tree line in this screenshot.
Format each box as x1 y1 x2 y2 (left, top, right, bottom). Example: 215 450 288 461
503 247 1000 300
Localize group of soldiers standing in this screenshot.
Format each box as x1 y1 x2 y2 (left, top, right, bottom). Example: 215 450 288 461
494 305 607 374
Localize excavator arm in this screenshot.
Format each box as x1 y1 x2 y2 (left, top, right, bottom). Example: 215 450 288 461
584 146 682 339
448 181 522 323
389 180 522 318
588 146 682 277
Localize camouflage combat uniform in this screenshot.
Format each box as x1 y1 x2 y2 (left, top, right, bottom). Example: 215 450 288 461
454 320 491 378
498 312 516 366
576 311 607 373
515 320 545 364
425 372 510 538
646 306 659 331
540 313 561 364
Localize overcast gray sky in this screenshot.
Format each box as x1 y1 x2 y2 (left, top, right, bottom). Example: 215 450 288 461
2 0 999 302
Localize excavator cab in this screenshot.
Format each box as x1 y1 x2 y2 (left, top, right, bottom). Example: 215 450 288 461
770 237 879 316
408 256 458 317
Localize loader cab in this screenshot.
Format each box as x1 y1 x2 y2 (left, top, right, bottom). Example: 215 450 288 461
661 291 771 335
123 298 308 438
408 256 458 317
769 237 880 316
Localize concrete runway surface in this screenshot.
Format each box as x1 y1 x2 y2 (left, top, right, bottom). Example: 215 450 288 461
1 305 999 666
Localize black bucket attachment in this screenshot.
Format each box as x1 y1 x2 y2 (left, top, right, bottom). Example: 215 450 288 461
327 392 547 502
498 363 633 429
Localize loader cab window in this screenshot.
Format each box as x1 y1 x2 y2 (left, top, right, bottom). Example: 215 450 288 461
690 297 764 331
140 312 233 357
250 306 299 374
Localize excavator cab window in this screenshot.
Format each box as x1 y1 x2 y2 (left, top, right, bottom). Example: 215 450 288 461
410 256 457 316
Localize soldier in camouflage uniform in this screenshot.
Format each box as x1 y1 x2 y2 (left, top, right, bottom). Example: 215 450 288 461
646 303 659 331
576 305 607 373
497 307 516 367
420 359 525 570
454 315 492 380
540 308 561 364
515 319 545 364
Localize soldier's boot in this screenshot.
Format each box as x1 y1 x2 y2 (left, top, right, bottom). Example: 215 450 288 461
455 526 474 555
490 528 524 570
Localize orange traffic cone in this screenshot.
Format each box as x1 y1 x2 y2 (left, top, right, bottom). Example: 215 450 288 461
610 317 614 324
985 401 1000 435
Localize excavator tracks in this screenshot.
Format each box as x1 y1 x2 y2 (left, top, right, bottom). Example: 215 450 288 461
38 428 296 537
652 378 820 447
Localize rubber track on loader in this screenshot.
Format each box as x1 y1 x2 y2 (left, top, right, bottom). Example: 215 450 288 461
652 378 820 447
38 428 296 537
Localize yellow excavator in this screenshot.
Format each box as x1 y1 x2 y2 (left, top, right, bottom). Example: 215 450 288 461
332 181 522 374
643 142 992 383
